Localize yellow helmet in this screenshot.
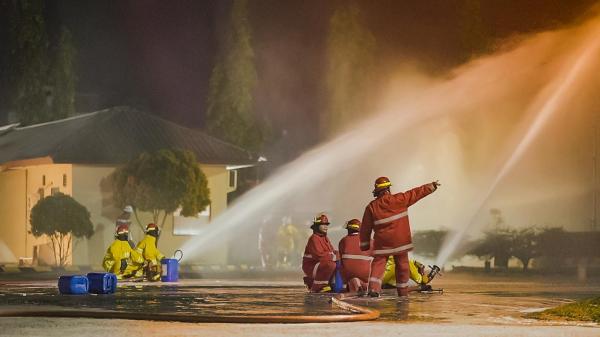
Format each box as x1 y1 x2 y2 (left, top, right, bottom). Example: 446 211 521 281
345 219 361 231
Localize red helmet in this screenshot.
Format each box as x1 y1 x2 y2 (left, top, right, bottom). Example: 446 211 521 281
313 214 330 225
345 219 361 230
116 224 129 235
373 176 392 195
146 223 158 232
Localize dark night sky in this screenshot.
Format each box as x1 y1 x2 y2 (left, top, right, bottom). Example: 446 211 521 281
1 0 598 154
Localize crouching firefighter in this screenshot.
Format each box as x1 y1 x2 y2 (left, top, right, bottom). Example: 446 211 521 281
338 219 373 294
302 214 339 293
136 223 165 281
382 257 438 291
102 224 145 279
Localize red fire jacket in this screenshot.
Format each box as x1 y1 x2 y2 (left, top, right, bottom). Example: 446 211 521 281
338 233 373 283
360 183 435 256
302 233 339 282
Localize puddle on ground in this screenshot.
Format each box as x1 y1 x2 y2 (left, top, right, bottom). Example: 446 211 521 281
0 275 598 325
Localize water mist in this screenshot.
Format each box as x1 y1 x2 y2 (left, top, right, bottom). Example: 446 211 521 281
181 14 600 266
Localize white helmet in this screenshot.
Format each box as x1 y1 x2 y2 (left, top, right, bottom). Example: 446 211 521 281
123 205 133 213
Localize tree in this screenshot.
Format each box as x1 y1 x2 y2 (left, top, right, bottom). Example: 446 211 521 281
510 227 541 271
457 0 490 62
537 227 600 261
30 193 93 266
110 149 211 230
206 0 268 152
0 0 13 118
8 0 50 125
469 226 542 271
468 228 512 268
413 230 448 258
322 2 376 136
49 26 77 120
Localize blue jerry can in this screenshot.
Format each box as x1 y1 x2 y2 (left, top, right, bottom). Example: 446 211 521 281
332 260 344 293
58 275 89 295
161 258 179 282
87 272 117 294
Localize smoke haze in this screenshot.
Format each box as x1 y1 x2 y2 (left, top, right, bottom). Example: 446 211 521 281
181 8 600 264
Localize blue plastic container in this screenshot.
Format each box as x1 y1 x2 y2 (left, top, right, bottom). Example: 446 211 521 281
332 260 344 293
87 272 117 294
161 258 179 282
58 275 89 295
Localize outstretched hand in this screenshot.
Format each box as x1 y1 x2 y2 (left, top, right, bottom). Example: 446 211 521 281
431 180 441 191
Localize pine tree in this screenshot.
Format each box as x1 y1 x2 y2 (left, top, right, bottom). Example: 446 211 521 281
458 0 489 62
322 2 376 137
206 0 268 152
50 27 77 119
9 0 50 125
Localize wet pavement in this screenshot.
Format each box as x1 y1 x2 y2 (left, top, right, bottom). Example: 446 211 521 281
0 281 350 317
0 273 599 336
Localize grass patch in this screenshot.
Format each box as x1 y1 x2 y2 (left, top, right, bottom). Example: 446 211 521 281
527 297 600 323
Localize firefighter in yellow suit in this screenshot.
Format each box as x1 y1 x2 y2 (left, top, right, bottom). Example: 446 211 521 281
102 224 144 279
382 256 432 291
136 223 165 281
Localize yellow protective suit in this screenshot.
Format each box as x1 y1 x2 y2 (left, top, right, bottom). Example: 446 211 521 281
382 257 430 287
102 239 145 279
136 235 165 264
135 234 165 281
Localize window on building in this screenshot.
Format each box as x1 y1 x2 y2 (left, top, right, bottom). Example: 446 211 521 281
63 174 67 187
51 187 60 195
229 170 237 188
42 175 46 186
38 188 44 200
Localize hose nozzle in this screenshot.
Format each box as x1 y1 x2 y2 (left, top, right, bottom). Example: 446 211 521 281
427 265 442 280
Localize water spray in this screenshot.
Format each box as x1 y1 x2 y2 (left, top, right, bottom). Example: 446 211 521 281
435 18 600 267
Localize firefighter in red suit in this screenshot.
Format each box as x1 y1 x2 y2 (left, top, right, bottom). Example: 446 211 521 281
360 177 440 297
302 214 339 293
338 219 373 294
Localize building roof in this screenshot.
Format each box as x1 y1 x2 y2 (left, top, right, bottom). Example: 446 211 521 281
0 107 255 166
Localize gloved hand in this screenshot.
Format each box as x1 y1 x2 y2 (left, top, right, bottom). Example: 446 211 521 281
120 259 128 273
430 180 441 192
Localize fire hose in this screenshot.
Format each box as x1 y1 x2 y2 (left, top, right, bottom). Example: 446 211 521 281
0 297 379 323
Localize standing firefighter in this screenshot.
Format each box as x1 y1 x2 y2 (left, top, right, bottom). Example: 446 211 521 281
116 205 136 248
302 214 339 293
338 219 373 294
102 224 144 279
136 223 165 281
360 177 440 297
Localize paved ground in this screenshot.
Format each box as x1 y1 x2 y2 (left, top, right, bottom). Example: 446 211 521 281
1 318 598 337
0 273 598 336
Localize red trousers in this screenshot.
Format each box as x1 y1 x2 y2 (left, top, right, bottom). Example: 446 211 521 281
369 251 410 296
302 260 336 292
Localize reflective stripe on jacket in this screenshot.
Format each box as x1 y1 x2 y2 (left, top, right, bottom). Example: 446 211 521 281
360 183 434 255
102 240 144 274
338 234 373 283
136 235 165 264
302 233 337 264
